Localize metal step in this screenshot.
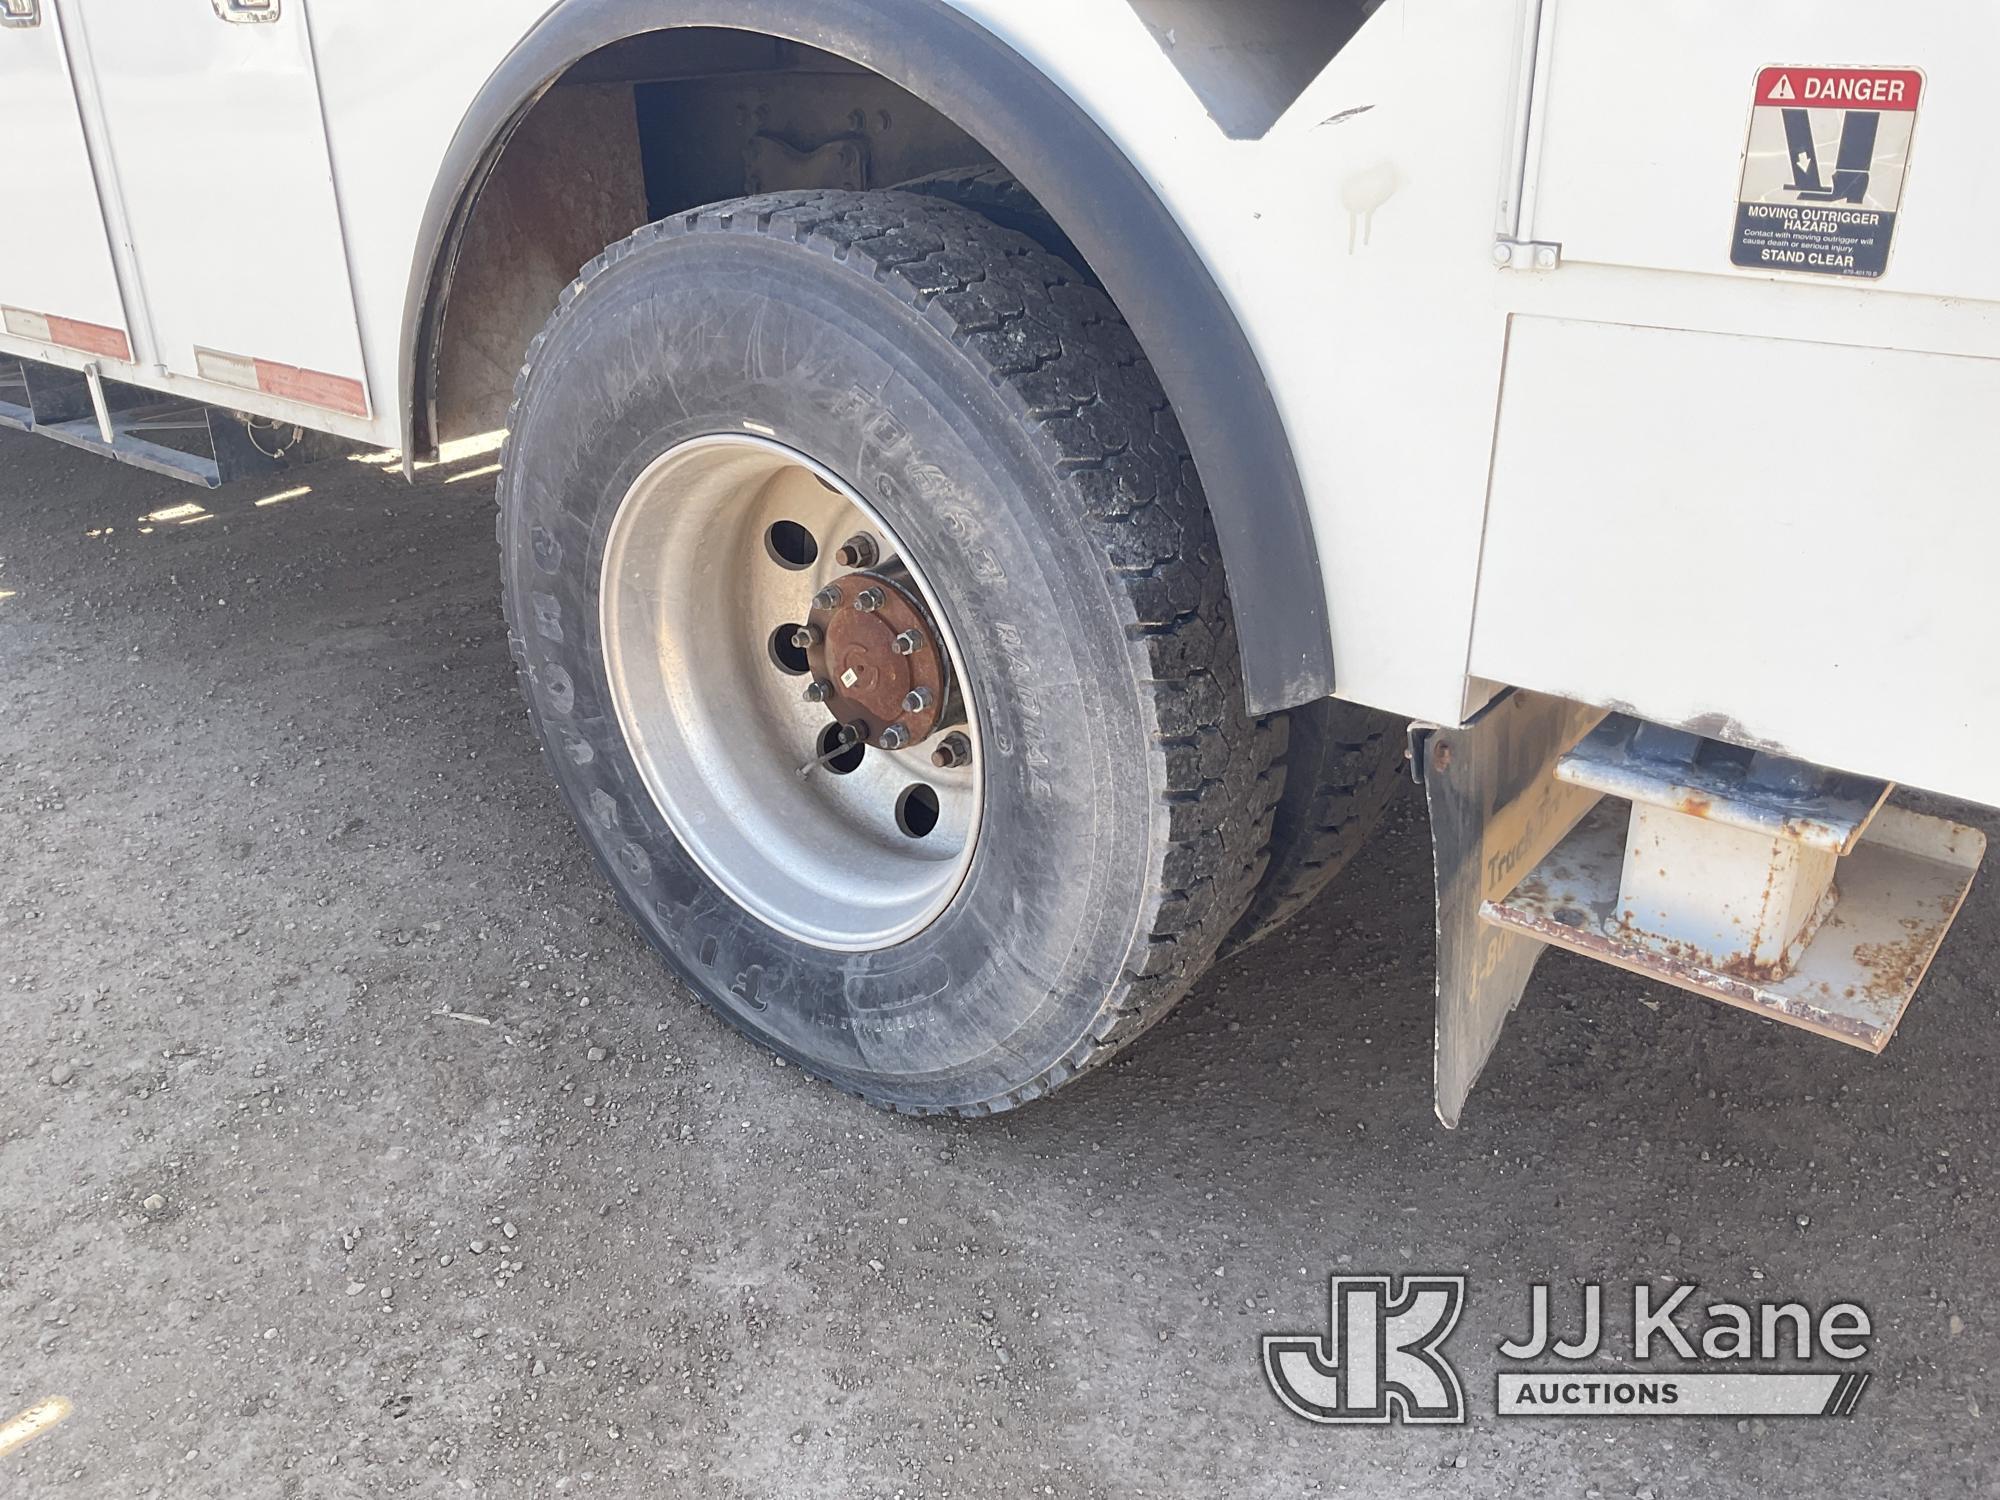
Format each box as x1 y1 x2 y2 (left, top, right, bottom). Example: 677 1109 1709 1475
0 354 296 488
1483 712 1984 1052
1484 797 1983 1051
1419 696 1987 1127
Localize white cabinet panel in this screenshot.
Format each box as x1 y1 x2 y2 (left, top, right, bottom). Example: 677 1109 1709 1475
1470 315 2000 806
1531 5 2000 302
65 0 368 413
0 5 129 359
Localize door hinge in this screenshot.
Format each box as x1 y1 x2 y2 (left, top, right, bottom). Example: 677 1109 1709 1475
211 0 280 22
1492 239 1561 272
0 0 42 30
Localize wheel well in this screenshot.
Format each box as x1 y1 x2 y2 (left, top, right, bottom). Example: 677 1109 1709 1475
428 31 996 440
404 0 1334 713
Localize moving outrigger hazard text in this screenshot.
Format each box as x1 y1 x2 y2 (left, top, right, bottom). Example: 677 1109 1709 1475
1731 65 1923 279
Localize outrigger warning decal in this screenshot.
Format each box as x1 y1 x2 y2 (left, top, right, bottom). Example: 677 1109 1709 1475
1732 66 1922 279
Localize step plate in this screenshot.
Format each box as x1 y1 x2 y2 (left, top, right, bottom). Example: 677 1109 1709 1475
1482 799 1984 1051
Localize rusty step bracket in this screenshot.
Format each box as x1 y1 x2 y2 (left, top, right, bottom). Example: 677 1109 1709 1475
1421 699 1985 1126
1484 797 1984 1053
1553 715 1892 853
1486 711 1984 1053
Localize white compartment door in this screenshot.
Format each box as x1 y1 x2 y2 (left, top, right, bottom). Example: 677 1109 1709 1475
0 1 131 361
1526 6 2000 303
65 0 370 418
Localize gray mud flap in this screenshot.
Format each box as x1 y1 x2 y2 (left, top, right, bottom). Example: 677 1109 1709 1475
1414 691 1605 1128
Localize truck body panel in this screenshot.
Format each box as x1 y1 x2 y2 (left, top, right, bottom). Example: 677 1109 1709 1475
61 0 372 412
2 0 1994 805
0 7 129 359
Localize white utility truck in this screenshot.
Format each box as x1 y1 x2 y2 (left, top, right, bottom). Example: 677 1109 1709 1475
3 0 1990 1120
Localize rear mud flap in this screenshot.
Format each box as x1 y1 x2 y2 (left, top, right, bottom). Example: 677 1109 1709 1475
1414 691 1605 1127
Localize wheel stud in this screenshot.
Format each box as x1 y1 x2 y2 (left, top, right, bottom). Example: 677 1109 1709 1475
853 586 886 612
880 723 912 751
803 679 834 704
791 624 821 649
901 686 933 714
835 533 879 568
811 584 844 611
891 628 924 656
931 732 972 769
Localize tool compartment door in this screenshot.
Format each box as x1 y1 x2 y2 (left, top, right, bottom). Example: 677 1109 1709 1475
1525 6 1999 300
0 4 131 361
65 0 370 418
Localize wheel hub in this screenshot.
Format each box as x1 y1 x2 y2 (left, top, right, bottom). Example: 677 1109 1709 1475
597 433 981 951
805 569 954 748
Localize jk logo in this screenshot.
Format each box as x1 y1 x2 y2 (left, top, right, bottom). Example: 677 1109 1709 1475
1263 1275 1466 1425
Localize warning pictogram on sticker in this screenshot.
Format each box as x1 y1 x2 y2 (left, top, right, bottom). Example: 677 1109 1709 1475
1731 65 1923 279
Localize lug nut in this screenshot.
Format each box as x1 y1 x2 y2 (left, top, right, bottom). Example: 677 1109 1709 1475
790 624 821 649
931 732 972 769
901 686 933 714
835 533 879 568
803 679 833 704
891 628 924 656
879 723 912 751
853 587 886 613
811 584 844 611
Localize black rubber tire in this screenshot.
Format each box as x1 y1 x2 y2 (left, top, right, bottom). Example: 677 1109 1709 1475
894 165 1097 284
891 167 1407 959
1222 697 1409 954
499 189 1281 1115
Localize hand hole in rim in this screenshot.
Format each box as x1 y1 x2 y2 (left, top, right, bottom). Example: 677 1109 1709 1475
764 518 818 570
818 721 866 775
768 622 811 675
896 783 941 838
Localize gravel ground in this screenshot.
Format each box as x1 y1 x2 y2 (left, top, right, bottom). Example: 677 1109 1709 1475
1 427 1994 1499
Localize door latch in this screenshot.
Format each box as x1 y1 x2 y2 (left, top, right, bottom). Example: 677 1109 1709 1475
211 0 279 21
0 0 41 30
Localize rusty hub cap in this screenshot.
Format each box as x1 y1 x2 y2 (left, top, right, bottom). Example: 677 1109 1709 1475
806 570 953 748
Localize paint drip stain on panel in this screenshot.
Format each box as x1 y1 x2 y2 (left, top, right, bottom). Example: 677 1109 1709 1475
1342 162 1401 250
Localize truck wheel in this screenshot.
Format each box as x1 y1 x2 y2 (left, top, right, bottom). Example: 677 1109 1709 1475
498 189 1281 1115
1222 699 1408 954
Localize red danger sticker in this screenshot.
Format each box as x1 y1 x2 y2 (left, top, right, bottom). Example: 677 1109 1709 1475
1753 67 1921 112
1731 65 1924 279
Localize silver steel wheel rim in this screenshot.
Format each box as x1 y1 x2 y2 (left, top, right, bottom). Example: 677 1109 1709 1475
599 432 981 951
